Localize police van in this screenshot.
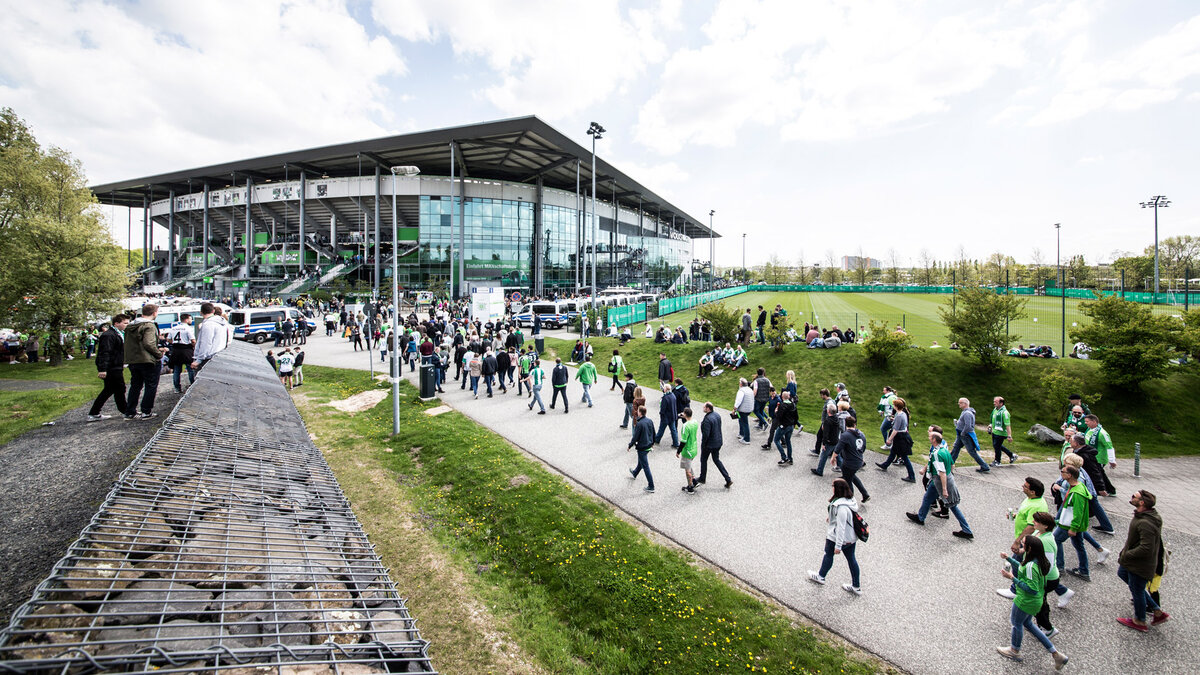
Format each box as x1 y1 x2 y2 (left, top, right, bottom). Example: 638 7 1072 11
514 300 572 328
229 306 317 343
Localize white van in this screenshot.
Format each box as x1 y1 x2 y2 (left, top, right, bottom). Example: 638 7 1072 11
514 301 572 328
228 306 317 343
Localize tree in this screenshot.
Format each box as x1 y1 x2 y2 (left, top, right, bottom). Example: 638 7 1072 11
938 286 1028 370
763 254 789 283
953 245 973 285
698 301 741 343
0 108 128 365
1069 295 1189 390
1066 254 1093 288
885 248 900 284
1146 235 1200 287
822 251 840 285
861 319 912 367
850 246 869 284
1111 255 1153 291
916 249 936 286
794 251 810 284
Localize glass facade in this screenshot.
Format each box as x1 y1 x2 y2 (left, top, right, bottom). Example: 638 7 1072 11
401 194 690 293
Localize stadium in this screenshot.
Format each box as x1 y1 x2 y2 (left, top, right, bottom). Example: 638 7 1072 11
90 116 716 298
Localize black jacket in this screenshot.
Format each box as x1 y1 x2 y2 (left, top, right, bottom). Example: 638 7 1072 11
552 364 569 386
630 415 656 450
659 391 677 419
95 327 124 372
775 399 799 427
496 351 511 372
622 380 637 403
1074 444 1106 492
482 354 498 376
822 415 841 446
674 384 690 412
658 358 673 381
701 410 724 450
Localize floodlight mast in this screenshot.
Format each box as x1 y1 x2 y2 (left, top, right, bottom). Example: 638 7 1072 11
1140 195 1170 302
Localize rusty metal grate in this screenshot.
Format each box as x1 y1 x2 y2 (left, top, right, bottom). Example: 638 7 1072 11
0 343 436 674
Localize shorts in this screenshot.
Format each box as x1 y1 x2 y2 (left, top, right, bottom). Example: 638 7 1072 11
679 457 693 471
279 369 293 376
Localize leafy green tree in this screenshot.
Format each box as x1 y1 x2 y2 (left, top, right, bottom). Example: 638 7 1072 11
1069 295 1188 389
861 319 912 367
938 286 1028 370
765 315 790 353
1112 255 1153 291
0 108 128 365
698 301 741 343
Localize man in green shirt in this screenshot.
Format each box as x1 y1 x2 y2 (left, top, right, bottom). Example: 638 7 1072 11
517 349 533 398
1055 465 1092 581
526 360 546 414
1083 414 1117 494
1060 405 1087 435
988 396 1018 465
676 407 700 494
575 355 598 408
907 427 973 539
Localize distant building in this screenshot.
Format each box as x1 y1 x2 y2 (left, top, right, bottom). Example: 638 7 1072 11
841 255 882 271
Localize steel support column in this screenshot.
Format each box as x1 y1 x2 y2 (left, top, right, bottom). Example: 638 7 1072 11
142 196 148 271
168 190 175 281
450 142 456 299
374 165 381 299
202 184 210 283
533 176 544 296
298 171 306 275
245 178 253 279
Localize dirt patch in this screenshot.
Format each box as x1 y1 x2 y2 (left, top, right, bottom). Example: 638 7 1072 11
326 390 388 413
424 405 453 417
508 474 531 488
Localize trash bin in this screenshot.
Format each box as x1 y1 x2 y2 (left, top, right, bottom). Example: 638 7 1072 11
419 363 436 398
535 336 545 355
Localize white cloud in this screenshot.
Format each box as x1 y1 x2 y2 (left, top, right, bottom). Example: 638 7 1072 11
371 0 675 119
0 0 405 183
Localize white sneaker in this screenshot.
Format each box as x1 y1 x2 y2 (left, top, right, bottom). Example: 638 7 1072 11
1045 627 1059 639
807 570 825 585
995 588 1016 599
1056 588 1075 608
1096 548 1111 565
86 414 111 422
841 583 861 596
880 444 892 450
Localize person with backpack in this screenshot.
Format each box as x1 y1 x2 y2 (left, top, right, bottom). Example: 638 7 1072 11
672 378 691 413
620 373 637 428
608 349 626 390
807 478 863 596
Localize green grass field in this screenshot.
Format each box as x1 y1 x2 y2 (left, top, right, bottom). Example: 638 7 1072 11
655 291 1187 349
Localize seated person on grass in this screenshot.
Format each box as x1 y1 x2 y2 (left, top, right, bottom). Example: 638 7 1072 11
698 351 714 377
730 345 748 370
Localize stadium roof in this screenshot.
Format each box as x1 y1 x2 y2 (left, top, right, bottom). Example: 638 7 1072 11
90 115 717 239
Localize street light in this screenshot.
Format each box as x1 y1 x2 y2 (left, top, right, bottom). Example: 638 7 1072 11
587 122 604 311
709 209 715 290
389 165 420 435
1056 223 1064 356
1140 195 1170 302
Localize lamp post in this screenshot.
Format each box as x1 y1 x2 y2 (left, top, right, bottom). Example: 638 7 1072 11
1140 195 1170 302
389 165 420 435
709 209 715 290
587 122 604 311
1056 223 1064 356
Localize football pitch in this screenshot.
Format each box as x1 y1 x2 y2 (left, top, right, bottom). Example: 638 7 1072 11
655 291 1187 350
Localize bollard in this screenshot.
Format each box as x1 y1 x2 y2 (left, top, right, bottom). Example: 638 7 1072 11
1133 442 1141 478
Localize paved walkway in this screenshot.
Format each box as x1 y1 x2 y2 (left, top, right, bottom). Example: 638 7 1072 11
274 334 1198 674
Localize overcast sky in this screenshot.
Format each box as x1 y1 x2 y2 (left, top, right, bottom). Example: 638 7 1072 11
2 0 1196 267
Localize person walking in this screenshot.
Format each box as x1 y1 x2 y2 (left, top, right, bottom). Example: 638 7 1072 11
627 405 656 493
830 417 870 502
608 349 626 390
482 350 498 398
876 398 916 482
191 302 229 372
1116 490 1169 632
733 378 754 444
995 535 1069 670
1084 415 1118 495
654 383 679 447
877 386 897 447
989 396 1019 465
549 358 569 413
1054 465 1092 582
951 397 991 472
677 407 700 494
496 347 511 394
773 391 799 466
997 478 1051 598
657 353 673 387
906 427 973 539
165 313 196 393
576 354 598 408
1030 511 1070 627
698 402 732 488
350 322 363 352
526 359 546 414
124 304 168 420
756 305 767 344
619 373 637 428
812 402 841 476
467 351 483 398
87 314 130 421
807 478 862 595
751 368 772 431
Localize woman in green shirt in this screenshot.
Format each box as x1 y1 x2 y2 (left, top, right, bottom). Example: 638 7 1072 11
996 535 1068 670
608 349 626 390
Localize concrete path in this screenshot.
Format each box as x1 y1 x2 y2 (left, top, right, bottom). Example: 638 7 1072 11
271 334 1199 674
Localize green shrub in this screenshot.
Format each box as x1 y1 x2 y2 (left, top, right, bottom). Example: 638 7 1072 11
861 319 912 367
697 301 740 343
939 287 1028 371
765 315 791 353
1038 364 1102 420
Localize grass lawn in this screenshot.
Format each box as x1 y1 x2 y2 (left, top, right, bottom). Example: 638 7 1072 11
0 359 97 446
653 291 1188 349
295 366 883 674
543 335 1198 460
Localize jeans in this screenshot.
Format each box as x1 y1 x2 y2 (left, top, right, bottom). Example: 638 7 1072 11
1118 565 1160 623
753 400 768 428
775 424 794 461
815 443 837 474
1054 526 1088 575
951 433 990 470
470 375 480 395
126 362 160 415
622 402 633 427
817 539 860 587
518 373 528 396
655 415 679 446
631 448 654 489
484 373 494 395
878 450 915 480
1091 497 1114 533
737 412 750 441
550 386 568 411
171 362 195 391
916 479 972 535
992 433 1015 462
89 369 127 416
1010 604 1055 652
880 417 893 444
581 383 593 406
699 446 730 484
841 465 869 500
530 384 545 411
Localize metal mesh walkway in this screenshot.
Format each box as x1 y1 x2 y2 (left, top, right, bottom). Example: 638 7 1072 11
0 343 435 674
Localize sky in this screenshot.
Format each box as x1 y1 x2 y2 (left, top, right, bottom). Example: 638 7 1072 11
1 0 1197 268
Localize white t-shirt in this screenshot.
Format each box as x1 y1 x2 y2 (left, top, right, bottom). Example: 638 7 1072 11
276 353 295 373
166 323 196 345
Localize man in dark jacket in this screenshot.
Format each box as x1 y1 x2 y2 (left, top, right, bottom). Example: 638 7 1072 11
482 350 498 397
655 383 679 447
1116 490 1167 630
831 417 870 502
124 304 168 420
657 353 673 386
620 373 637 428
699 402 732 488
496 348 511 394
627 405 656 492
88 314 130 421
773 392 800 465
549 358 569 413
756 305 767 343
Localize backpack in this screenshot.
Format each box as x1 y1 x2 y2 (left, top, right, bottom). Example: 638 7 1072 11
674 385 690 412
851 509 870 543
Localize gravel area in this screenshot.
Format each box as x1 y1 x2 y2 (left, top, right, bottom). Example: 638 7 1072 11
0 386 182 621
